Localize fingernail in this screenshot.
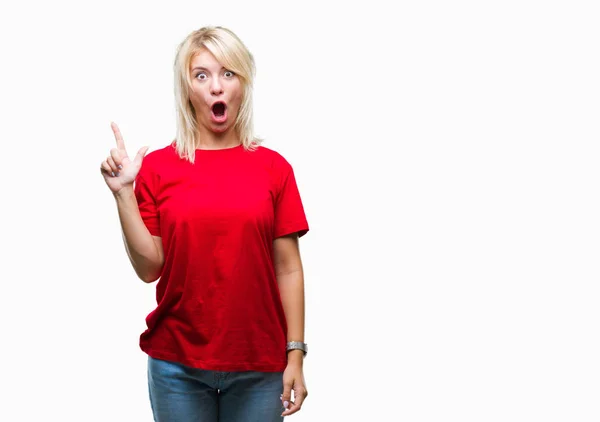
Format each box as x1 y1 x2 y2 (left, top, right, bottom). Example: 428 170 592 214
118 165 123 169
283 401 289 408
111 171 115 177
116 172 120 177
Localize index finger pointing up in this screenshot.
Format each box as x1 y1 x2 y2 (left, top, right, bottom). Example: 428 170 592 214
111 121 126 150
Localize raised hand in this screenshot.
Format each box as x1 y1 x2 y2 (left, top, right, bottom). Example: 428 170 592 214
100 122 149 194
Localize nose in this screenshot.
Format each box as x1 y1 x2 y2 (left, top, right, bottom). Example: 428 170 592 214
210 77 223 96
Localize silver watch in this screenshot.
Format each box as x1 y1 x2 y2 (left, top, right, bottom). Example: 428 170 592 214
286 341 308 357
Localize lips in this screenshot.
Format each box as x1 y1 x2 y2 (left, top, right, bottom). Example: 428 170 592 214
211 101 227 123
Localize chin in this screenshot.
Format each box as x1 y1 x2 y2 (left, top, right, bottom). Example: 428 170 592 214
210 125 230 134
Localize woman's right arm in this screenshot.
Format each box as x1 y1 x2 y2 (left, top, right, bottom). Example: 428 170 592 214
101 122 164 283
113 186 164 283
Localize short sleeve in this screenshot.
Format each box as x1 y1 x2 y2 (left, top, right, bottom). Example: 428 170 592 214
134 170 161 237
274 161 309 239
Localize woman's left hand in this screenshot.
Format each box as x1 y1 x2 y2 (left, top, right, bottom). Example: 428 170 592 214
280 361 308 417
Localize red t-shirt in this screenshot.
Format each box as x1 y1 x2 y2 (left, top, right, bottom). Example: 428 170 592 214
133 142 309 372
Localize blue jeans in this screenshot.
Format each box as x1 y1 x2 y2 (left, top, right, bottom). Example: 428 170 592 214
147 356 285 422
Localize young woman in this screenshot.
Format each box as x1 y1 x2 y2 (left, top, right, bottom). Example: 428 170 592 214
100 26 309 421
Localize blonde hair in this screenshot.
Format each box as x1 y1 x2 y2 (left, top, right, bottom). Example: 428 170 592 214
172 26 262 164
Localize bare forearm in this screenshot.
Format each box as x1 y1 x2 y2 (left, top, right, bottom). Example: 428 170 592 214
277 268 305 364
114 185 163 282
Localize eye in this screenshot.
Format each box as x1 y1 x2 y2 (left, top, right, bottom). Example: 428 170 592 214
224 70 235 78
195 72 207 80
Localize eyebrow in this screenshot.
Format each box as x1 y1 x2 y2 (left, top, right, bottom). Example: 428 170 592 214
191 66 225 72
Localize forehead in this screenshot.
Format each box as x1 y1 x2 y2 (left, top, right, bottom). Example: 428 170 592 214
190 48 223 70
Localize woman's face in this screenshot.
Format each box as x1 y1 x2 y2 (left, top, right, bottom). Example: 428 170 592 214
188 48 243 134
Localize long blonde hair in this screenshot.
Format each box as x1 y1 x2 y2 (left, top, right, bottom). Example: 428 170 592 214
173 26 262 164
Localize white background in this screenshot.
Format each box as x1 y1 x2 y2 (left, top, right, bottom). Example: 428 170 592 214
1 0 598 421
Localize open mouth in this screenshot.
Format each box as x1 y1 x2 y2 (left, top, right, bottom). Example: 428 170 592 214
212 101 227 117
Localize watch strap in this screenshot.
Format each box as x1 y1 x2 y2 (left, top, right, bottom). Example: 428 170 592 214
286 341 308 356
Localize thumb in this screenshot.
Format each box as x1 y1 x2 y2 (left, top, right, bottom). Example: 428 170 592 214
281 380 293 410
134 146 150 165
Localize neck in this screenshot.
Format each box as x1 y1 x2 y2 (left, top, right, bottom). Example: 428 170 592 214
195 125 241 150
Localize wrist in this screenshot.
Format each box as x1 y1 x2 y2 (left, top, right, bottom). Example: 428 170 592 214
113 184 134 200
286 349 304 365
286 341 307 362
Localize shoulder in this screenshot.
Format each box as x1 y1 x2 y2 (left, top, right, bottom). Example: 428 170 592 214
252 145 293 172
144 143 177 164
138 143 176 178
